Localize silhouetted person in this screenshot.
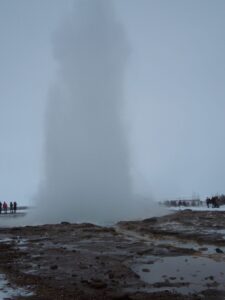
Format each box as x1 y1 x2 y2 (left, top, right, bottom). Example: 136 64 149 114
3 202 7 214
206 198 210 208
0 202 2 214
13 202 17 214
10 202 13 214
212 196 220 208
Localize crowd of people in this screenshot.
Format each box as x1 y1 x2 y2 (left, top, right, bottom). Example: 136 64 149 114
206 195 225 208
162 199 203 207
0 201 17 214
162 194 225 209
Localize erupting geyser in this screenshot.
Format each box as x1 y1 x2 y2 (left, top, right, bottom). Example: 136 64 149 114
37 0 132 223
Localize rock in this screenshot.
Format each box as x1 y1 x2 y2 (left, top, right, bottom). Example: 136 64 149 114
108 272 114 279
112 294 131 300
50 265 58 270
215 248 224 253
147 260 154 264
80 279 89 284
134 273 140 279
142 268 150 272
143 217 157 223
80 264 88 270
89 279 107 289
198 247 208 251
61 221 70 225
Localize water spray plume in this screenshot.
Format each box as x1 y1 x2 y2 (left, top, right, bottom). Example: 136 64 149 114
36 0 133 223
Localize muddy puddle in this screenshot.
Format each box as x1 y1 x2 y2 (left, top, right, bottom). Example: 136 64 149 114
132 254 225 294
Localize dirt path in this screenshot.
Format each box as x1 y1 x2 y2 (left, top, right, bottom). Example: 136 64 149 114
115 225 154 242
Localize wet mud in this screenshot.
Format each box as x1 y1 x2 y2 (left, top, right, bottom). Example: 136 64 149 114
1 210 225 299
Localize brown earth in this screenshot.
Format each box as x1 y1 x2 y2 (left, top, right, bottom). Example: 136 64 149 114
0 210 225 299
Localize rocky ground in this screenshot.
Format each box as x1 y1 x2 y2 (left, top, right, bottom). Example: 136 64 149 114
1 210 225 299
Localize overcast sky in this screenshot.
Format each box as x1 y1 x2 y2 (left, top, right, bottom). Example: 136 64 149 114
1 0 225 205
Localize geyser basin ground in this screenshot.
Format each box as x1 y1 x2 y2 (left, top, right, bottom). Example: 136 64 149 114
1 210 225 299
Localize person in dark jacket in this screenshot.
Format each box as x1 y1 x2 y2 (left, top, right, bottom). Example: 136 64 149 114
13 202 17 214
10 202 13 214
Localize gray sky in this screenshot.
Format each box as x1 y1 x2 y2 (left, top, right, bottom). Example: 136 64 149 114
0 0 225 205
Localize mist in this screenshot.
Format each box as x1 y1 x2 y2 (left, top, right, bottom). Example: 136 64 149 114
34 0 140 224
1 0 225 227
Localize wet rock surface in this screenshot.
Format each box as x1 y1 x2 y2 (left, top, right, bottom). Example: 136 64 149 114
0 210 225 299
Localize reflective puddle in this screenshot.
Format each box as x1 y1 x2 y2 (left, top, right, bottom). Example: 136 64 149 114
132 255 225 294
